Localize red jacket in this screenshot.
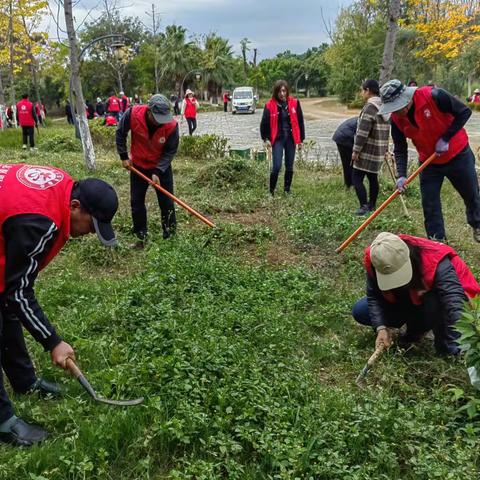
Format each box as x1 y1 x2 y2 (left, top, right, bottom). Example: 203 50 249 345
130 105 178 169
121 95 130 112
105 115 117 126
223 93 229 103
0 164 73 293
391 87 469 165
184 97 197 119
16 99 36 127
107 96 121 112
265 97 302 145
364 234 480 305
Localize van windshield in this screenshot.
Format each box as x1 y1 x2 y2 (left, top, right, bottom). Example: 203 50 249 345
233 91 253 99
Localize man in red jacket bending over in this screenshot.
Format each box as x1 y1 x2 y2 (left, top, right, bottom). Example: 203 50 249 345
16 93 38 150
352 232 480 356
379 79 480 243
0 164 118 446
116 94 179 247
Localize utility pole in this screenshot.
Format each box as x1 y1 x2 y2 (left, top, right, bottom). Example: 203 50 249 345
64 0 96 170
146 3 161 93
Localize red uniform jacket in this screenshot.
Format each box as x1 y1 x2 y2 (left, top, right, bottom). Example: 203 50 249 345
265 97 302 145
130 105 178 169
16 99 36 127
391 87 469 165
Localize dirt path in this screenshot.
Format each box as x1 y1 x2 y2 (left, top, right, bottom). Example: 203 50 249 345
300 97 360 121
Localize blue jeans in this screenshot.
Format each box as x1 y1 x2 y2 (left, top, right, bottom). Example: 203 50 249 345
352 295 460 354
420 146 480 239
270 134 296 193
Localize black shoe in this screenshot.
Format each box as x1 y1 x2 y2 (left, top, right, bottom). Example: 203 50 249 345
131 231 147 249
355 205 370 216
27 378 61 397
0 418 48 447
162 229 170 239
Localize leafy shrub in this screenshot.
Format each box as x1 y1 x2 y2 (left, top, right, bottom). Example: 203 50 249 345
195 155 264 190
38 132 81 152
89 118 116 149
454 298 480 418
179 134 228 160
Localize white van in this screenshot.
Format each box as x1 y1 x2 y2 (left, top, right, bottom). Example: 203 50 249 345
231 86 257 114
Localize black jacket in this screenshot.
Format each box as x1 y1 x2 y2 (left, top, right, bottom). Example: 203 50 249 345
367 257 467 353
260 99 305 143
332 117 358 148
1 214 62 351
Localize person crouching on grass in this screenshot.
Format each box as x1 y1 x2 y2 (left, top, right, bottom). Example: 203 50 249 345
351 79 390 216
260 80 305 196
352 232 480 356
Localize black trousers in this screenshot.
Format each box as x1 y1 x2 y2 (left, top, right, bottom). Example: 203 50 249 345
0 306 37 424
22 126 35 147
186 117 197 135
130 165 176 237
335 143 353 188
223 102 228 112
352 168 379 208
419 146 480 239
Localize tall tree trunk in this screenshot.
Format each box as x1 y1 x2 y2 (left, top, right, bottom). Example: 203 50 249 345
0 69 5 105
117 70 123 92
252 48 258 68
379 0 401 86
64 0 96 170
8 0 16 114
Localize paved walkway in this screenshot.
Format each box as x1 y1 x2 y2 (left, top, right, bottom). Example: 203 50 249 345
178 107 480 164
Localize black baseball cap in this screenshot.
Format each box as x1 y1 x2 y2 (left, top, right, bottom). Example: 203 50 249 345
147 94 173 124
74 178 119 247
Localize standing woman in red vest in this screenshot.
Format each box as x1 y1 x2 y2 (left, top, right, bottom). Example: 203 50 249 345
106 92 121 120
378 79 480 243
260 80 305 195
16 94 38 150
352 232 480 356
117 94 180 246
182 89 199 135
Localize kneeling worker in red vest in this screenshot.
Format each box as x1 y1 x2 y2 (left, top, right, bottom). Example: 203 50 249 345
379 79 480 243
352 232 480 356
116 94 179 246
0 164 118 446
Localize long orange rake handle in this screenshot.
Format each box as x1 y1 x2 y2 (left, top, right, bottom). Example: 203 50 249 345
336 152 437 253
128 165 216 228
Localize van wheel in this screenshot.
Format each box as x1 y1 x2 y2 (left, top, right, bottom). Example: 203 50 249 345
232 111 236 115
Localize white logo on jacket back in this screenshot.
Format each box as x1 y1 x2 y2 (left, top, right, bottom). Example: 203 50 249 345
16 165 64 190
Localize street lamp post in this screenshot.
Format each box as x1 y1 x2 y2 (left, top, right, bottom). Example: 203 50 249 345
180 70 202 99
70 34 125 138
294 72 309 97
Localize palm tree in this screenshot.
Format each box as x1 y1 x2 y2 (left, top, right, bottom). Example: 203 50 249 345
158 25 197 94
201 33 233 102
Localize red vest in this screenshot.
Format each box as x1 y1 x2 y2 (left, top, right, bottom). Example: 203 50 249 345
184 97 197 118
105 115 117 126
121 95 130 112
364 234 480 305
265 97 302 145
16 99 35 127
391 87 469 165
0 164 73 293
223 93 229 102
130 105 178 169
108 96 120 112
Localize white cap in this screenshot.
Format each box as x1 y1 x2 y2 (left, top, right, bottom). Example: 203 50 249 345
370 232 413 291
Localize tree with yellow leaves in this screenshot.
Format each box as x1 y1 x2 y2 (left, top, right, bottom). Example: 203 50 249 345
404 0 480 65
0 0 48 105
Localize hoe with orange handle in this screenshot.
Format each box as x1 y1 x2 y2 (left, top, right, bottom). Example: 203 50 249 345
128 165 215 229
336 152 437 254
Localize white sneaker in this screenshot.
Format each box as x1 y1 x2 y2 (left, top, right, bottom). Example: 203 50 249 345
22 144 27 150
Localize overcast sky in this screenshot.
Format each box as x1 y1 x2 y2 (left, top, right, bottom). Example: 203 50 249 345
46 0 353 59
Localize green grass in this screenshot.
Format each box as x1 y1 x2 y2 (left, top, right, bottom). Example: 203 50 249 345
0 123 479 479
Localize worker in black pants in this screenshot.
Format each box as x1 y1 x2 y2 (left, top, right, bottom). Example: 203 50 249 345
332 117 358 189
